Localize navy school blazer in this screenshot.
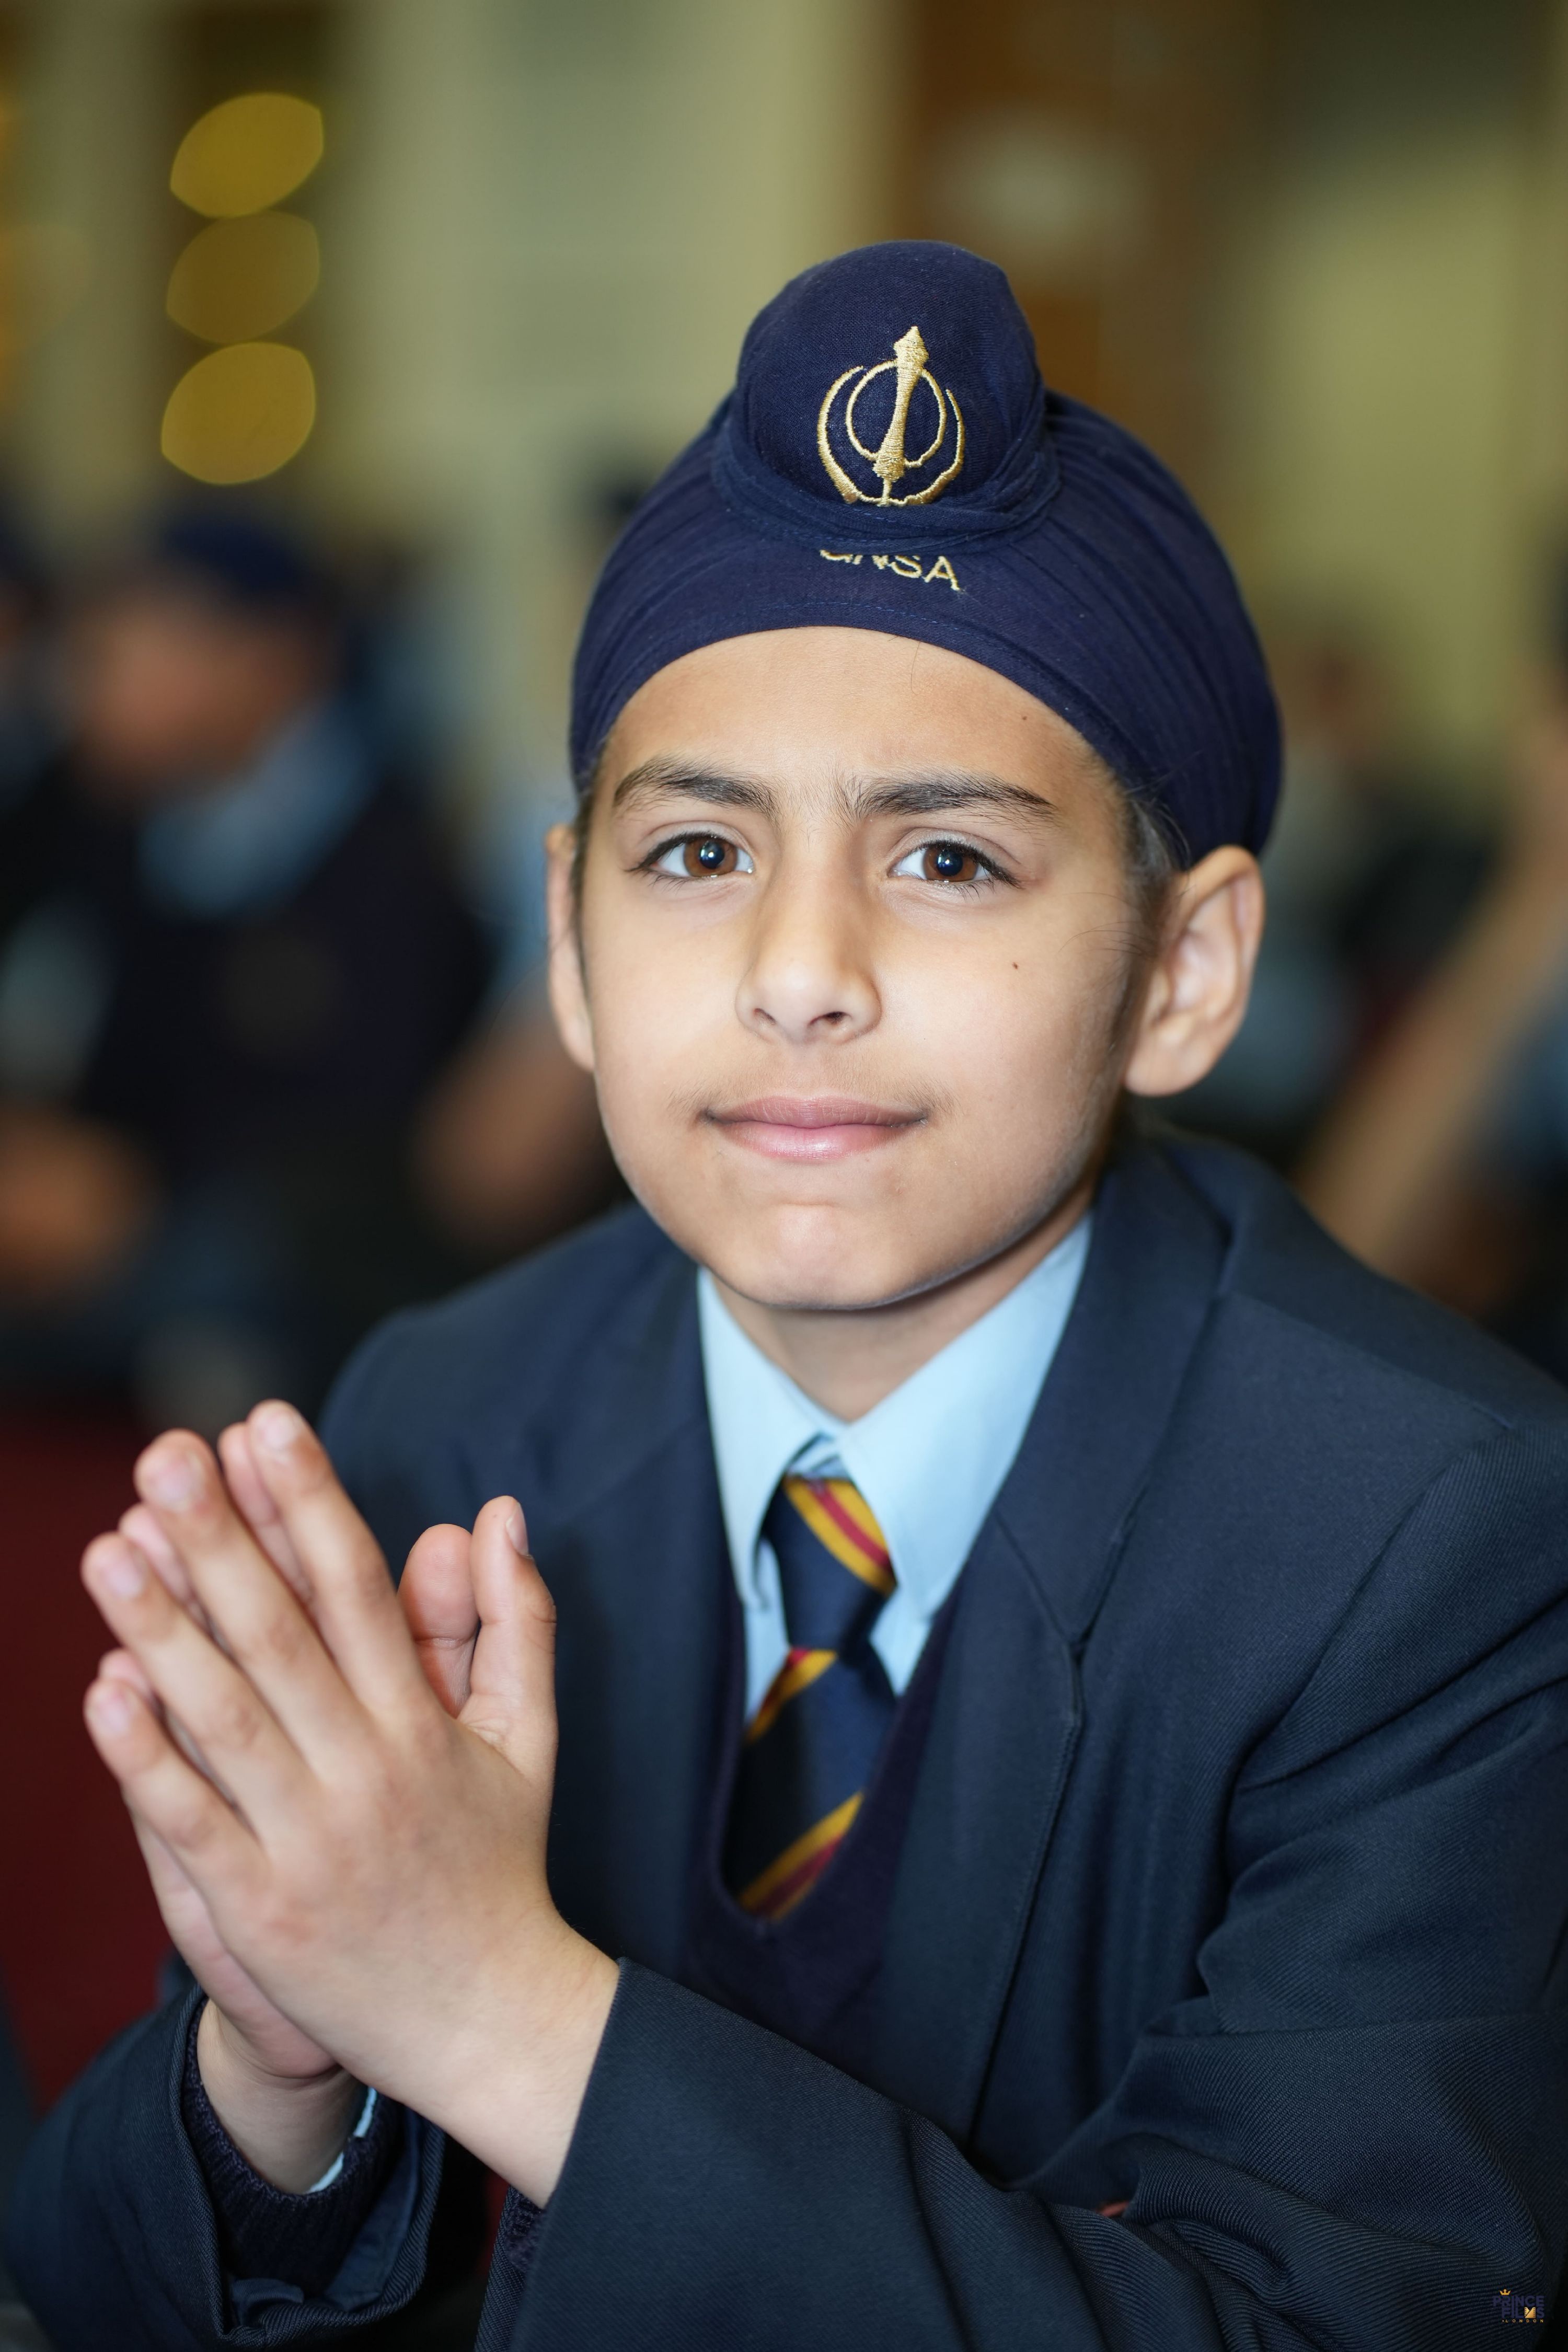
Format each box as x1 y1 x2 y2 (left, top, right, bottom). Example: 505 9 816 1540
11 1131 1568 2350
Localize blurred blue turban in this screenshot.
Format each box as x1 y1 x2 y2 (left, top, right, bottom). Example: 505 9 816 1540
571 241 1281 861
150 502 330 618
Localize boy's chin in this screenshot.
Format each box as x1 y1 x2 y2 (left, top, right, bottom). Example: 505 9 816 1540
721 1269 904 1315
698 1219 966 1318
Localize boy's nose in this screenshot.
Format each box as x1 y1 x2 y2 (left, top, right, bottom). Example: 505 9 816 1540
736 875 880 1046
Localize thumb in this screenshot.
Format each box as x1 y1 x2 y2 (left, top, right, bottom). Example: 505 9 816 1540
400 1523 480 1716
460 1496 557 1783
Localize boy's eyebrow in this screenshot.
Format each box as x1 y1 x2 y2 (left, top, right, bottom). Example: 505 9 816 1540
610 758 1059 828
610 758 777 817
843 773 1061 827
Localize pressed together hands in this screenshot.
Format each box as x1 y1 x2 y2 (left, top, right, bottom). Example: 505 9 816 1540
79 1403 618 2204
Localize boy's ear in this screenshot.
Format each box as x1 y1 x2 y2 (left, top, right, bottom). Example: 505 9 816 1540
1122 847 1264 1100
545 822 596 1074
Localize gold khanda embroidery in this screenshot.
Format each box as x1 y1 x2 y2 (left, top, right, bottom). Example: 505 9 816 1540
817 324 965 508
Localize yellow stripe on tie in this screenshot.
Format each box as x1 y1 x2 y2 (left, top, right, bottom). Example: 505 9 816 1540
745 1648 835 1744
785 1477 895 1595
739 1793 862 1918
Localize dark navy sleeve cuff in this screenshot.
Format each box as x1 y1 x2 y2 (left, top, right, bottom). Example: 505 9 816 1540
469 2189 544 2352
493 2185 543 2282
179 2004 401 2299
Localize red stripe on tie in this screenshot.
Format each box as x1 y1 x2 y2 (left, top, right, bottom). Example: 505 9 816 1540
807 1480 891 1571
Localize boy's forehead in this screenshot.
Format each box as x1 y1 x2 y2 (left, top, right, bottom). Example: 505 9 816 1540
602 627 1101 806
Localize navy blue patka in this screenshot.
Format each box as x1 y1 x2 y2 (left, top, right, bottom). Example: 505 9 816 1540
570 239 1282 864
712 243 1055 548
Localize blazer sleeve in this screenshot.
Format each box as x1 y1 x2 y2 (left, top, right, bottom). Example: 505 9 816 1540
506 1422 1568 2352
6 1993 448 2350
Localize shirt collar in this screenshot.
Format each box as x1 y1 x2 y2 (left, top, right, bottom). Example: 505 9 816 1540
697 1214 1090 1624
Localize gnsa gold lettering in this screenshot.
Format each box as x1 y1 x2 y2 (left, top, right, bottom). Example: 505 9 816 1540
817 550 962 592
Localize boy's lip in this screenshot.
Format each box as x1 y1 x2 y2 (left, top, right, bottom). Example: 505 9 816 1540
707 1095 923 1162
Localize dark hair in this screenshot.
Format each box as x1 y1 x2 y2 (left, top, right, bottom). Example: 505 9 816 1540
1113 780 1183 952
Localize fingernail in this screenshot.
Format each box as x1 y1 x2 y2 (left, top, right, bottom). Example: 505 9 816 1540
140 1445 202 1510
87 1683 133 1735
252 1401 304 1456
505 1504 529 1557
100 1546 146 1599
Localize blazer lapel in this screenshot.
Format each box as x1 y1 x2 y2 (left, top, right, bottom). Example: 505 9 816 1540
871 1139 1228 2138
460 1241 729 1978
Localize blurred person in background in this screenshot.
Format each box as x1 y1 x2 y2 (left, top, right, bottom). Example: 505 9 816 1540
414 785 618 1262
0 506 490 1430
1173 618 1488 1163
410 472 628 1259
1301 577 1568 1381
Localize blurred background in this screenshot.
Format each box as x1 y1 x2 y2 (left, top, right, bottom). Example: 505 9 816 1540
7 0 1568 2330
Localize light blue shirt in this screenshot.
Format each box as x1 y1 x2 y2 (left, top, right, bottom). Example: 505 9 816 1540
697 1218 1091 1715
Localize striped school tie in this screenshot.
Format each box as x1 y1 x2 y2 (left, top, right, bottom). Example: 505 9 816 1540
724 1472 897 1920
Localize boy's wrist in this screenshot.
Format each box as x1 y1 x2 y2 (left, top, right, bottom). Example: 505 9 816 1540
429 1924 619 2208
197 1999 362 2193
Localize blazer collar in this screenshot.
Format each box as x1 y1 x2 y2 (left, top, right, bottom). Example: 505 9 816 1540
870 1136 1229 2136
458 1219 708 1529
499 1247 728 1974
995 1133 1229 1642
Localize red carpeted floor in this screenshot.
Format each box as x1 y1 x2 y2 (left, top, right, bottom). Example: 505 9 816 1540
0 1408 167 2107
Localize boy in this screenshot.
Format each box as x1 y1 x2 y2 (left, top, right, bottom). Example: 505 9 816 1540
11 244 1568 2351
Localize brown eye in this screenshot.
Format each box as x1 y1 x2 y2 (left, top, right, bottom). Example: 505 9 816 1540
923 842 981 884
650 833 754 881
683 835 739 878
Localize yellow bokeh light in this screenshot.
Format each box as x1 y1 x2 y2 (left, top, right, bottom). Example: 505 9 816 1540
160 342 316 483
167 212 319 345
170 94 324 220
